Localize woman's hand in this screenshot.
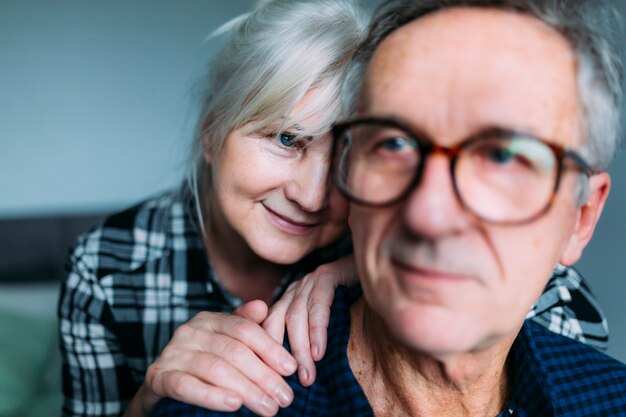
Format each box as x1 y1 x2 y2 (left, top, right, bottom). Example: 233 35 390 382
263 254 357 386
124 301 297 417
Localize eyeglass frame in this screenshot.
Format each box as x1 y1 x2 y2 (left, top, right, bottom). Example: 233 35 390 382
331 117 595 225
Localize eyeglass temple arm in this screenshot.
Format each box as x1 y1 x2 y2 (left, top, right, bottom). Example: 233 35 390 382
563 149 595 176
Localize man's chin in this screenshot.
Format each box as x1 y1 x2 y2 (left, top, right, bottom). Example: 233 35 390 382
383 305 494 357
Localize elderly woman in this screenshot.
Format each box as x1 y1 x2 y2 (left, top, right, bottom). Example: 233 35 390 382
58 1 610 417
59 2 366 416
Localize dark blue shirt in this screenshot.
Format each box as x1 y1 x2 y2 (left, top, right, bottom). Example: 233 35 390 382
152 286 626 417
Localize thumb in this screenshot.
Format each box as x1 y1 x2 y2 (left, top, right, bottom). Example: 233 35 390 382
234 300 269 324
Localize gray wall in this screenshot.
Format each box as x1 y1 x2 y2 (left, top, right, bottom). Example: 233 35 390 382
1 1 625 362
0 0 255 217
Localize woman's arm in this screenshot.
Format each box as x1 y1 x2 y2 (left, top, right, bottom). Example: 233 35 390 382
59 237 138 417
61 235 297 417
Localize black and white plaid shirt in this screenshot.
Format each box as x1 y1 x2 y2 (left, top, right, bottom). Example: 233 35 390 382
58 187 609 417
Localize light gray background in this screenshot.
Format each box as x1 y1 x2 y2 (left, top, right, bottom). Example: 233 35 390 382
0 1 625 362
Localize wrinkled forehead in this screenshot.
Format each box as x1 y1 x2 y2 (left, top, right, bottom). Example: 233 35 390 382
361 7 582 147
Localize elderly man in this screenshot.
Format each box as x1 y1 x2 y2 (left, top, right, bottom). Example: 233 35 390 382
153 0 626 415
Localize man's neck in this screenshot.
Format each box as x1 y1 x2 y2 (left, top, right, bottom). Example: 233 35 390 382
347 298 515 417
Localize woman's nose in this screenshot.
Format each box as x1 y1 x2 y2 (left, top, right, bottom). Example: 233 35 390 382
284 152 330 213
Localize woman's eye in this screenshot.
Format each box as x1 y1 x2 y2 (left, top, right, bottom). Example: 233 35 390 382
277 132 297 148
259 129 310 152
272 132 310 151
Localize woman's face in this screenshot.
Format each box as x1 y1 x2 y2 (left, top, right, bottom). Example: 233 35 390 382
206 89 349 264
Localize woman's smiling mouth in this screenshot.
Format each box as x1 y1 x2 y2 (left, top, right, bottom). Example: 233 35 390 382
262 204 319 236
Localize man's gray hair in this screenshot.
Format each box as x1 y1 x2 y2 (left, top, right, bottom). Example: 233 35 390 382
344 0 623 172
187 0 368 233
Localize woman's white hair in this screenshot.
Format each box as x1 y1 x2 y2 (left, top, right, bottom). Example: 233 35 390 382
186 0 369 234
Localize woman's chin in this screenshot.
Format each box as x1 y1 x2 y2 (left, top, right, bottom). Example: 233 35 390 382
251 240 311 265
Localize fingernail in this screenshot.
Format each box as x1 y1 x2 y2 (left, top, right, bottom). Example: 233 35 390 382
260 395 276 413
312 344 319 359
299 366 309 383
281 359 297 374
274 386 292 407
224 395 240 409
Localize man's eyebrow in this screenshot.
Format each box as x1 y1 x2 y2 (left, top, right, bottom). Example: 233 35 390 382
363 112 541 134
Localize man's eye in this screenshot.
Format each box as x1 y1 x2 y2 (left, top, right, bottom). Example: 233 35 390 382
375 137 414 153
474 144 538 171
485 147 514 164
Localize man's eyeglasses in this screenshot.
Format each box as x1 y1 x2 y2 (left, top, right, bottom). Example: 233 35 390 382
332 118 593 225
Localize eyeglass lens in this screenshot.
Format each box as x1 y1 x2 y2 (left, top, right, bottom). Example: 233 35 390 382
334 121 561 223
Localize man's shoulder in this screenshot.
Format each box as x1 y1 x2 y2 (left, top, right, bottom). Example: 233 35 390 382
68 188 201 280
516 320 626 415
328 285 361 321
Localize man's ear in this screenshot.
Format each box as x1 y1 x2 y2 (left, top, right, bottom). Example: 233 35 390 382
560 172 611 265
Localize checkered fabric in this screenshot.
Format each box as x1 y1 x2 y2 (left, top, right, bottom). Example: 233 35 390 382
59 187 609 417
152 287 626 417
526 263 609 350
508 321 626 416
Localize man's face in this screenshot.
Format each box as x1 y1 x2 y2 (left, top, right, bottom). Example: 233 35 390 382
351 7 608 356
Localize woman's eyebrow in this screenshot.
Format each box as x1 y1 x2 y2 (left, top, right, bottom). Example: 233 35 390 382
283 123 315 139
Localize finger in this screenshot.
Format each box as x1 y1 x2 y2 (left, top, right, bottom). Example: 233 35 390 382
208 334 295 408
235 300 269 324
154 369 243 412
149 328 294 413
335 254 358 286
198 352 283 416
263 295 291 344
307 280 335 361
285 296 316 387
211 314 297 376
170 313 296 378
162 354 283 417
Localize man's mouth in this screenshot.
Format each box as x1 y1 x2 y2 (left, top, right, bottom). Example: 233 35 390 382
391 258 474 283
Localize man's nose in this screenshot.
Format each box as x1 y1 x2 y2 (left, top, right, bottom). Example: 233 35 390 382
402 154 471 237
284 153 330 212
